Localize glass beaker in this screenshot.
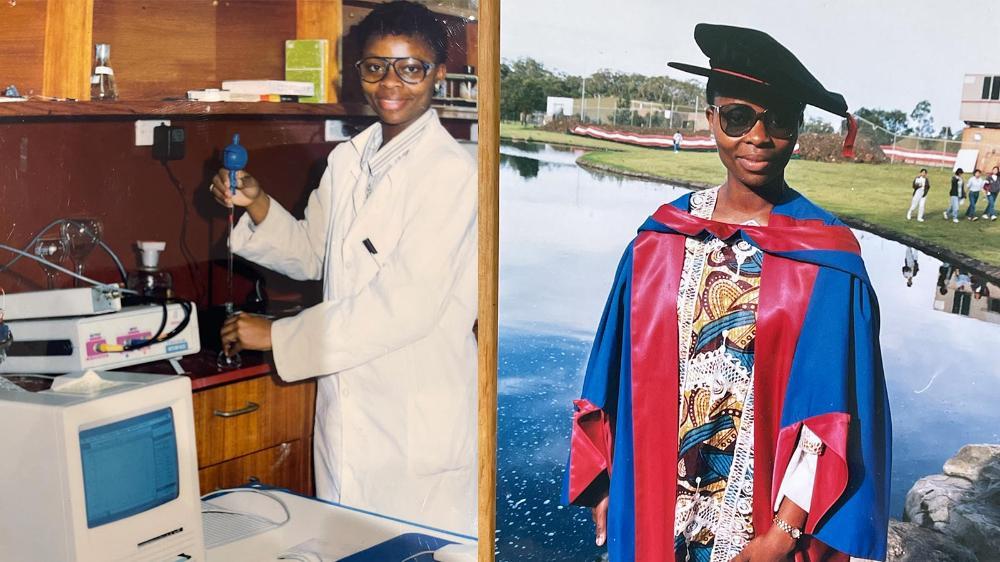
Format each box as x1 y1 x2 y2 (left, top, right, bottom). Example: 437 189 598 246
33 235 67 289
61 219 103 286
216 304 243 370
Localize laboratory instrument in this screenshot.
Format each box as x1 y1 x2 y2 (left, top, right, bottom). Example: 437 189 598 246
217 134 248 370
0 285 121 320
0 302 199 373
0 370 205 561
33 234 67 288
126 240 174 300
61 218 104 286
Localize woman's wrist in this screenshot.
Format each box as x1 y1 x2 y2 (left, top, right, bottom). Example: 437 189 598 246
764 523 798 554
247 192 271 225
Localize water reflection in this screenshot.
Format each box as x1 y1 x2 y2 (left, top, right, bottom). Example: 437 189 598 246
500 154 541 179
902 247 918 287
497 142 1000 562
499 142 590 180
933 265 999 323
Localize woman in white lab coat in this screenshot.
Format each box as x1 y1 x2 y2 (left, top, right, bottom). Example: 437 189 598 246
210 1 477 535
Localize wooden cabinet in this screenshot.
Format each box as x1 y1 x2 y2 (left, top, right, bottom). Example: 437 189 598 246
198 440 311 495
193 374 316 496
0 0 343 101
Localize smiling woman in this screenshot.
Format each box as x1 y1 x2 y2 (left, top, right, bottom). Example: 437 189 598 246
707 93 802 225
209 0 480 539
354 2 450 142
564 23 891 562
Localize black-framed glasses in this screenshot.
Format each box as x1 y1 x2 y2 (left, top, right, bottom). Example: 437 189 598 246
709 103 801 140
355 57 435 84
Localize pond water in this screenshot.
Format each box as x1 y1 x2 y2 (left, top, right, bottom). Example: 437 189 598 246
496 141 1000 561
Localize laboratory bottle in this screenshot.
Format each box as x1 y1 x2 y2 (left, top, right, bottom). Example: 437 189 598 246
90 43 118 101
126 241 173 300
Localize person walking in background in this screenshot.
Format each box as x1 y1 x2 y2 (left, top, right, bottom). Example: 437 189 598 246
937 264 952 295
944 168 964 223
672 130 683 152
902 246 919 287
966 168 985 221
983 166 999 221
955 269 973 292
908 168 930 222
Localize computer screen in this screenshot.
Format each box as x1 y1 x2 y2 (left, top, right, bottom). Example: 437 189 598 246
79 407 180 528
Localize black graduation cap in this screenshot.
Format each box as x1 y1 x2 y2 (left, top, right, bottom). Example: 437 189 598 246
668 23 858 158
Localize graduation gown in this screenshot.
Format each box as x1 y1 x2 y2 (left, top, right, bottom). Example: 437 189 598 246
564 190 891 562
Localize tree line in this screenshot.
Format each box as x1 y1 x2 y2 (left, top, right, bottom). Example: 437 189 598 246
501 58 958 143
500 58 705 122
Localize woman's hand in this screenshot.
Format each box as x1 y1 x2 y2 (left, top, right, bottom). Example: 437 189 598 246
728 526 796 562
210 168 263 207
220 312 273 356
591 493 610 547
210 168 270 224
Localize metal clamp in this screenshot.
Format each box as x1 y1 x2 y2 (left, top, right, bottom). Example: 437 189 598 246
213 401 260 418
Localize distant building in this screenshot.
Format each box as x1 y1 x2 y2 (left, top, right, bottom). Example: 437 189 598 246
545 96 575 121
567 96 709 130
959 74 1000 170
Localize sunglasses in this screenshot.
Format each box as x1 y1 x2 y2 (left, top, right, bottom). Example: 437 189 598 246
710 103 801 140
355 57 435 85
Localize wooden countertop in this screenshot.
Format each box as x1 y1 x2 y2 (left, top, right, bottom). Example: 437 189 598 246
124 349 274 391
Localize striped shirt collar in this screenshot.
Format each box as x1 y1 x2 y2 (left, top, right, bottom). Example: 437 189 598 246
357 109 436 198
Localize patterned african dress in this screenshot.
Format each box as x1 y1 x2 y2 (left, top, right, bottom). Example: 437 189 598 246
673 187 761 562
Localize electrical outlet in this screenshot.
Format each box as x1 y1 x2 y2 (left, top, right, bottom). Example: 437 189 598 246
135 119 171 146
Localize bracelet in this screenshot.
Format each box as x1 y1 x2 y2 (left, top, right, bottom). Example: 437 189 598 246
772 516 802 540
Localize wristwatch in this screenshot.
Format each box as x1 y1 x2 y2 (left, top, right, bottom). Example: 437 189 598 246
772 516 802 540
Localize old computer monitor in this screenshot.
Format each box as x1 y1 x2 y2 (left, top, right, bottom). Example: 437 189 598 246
0 370 205 561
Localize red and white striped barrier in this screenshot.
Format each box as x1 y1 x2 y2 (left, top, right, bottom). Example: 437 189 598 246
570 125 715 150
570 125 800 154
879 145 957 167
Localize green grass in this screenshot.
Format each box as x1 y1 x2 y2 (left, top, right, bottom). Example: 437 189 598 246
500 122 630 151
500 123 1000 267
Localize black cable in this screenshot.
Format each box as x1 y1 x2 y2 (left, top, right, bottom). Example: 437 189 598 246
161 162 205 304
103 297 193 353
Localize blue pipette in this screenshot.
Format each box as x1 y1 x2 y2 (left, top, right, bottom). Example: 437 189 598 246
223 133 249 198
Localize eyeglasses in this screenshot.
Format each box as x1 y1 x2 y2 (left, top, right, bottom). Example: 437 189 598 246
709 103 801 140
355 57 435 85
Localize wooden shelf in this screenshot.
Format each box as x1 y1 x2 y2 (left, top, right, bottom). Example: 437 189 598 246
0 100 478 122
435 104 479 120
0 100 366 120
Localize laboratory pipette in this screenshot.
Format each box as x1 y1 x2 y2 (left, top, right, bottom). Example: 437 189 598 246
217 134 248 369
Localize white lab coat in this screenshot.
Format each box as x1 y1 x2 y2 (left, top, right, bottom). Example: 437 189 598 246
230 112 477 535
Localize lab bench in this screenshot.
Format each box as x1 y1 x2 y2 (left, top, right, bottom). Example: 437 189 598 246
204 488 476 561
128 350 316 497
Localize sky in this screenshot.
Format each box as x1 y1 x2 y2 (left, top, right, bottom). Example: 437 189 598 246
499 0 999 131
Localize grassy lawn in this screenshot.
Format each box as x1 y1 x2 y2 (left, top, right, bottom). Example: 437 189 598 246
500 123 1000 267
500 122 630 151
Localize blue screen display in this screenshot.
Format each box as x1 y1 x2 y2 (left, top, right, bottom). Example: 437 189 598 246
79 407 180 528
